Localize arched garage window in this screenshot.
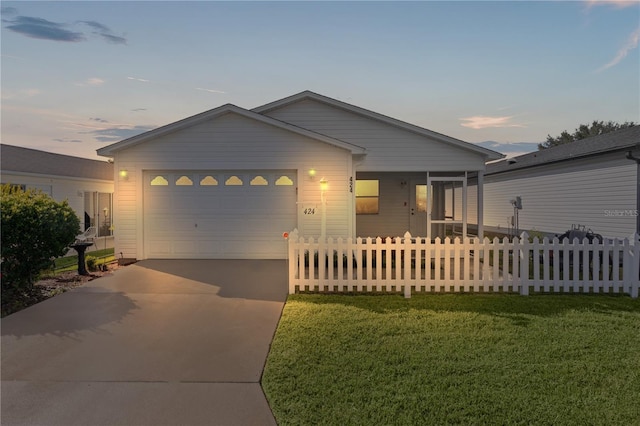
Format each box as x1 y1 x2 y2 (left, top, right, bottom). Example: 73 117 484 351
176 176 193 186
275 176 293 186
225 176 243 186
200 176 218 186
150 176 169 186
250 176 268 185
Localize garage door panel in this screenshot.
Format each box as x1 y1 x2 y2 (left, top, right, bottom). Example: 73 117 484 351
144 170 296 259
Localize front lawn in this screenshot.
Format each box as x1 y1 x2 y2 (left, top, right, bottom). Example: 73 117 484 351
263 294 640 425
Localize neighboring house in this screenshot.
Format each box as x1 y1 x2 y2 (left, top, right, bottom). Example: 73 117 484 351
1 144 115 235
461 126 640 239
97 91 503 260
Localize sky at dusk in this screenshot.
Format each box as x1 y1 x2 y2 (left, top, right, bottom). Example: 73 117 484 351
1 1 639 160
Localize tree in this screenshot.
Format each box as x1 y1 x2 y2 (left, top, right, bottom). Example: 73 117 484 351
1 184 80 293
538 120 637 150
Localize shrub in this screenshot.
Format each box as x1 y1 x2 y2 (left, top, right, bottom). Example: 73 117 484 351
1 184 80 292
85 255 98 272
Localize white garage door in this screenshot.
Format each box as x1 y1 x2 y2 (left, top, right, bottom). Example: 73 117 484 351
143 171 296 259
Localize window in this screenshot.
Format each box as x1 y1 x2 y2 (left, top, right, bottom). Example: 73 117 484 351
250 176 268 186
150 176 169 186
275 176 294 186
225 176 243 186
200 176 218 186
355 180 379 214
176 176 193 186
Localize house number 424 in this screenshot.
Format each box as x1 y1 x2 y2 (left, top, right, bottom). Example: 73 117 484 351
304 208 316 215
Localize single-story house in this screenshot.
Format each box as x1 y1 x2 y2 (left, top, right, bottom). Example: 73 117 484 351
1 144 115 235
461 126 640 239
97 91 503 260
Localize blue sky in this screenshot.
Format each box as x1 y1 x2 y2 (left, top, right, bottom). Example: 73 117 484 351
1 1 638 160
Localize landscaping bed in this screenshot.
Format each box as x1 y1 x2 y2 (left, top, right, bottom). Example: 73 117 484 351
1 263 119 317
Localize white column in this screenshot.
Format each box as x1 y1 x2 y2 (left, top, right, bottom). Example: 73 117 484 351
462 172 468 238
477 171 484 239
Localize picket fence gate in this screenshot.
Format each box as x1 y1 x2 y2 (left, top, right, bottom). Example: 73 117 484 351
286 230 640 298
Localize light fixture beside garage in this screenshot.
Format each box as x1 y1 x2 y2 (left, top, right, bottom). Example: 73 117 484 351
308 168 317 180
119 169 129 180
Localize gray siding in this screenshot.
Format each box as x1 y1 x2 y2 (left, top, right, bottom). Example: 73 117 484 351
264 99 486 172
1 171 113 228
467 154 637 238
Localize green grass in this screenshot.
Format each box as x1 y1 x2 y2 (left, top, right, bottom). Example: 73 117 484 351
46 248 115 274
263 294 640 425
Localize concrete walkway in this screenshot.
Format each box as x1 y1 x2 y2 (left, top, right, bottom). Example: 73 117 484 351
1 260 287 426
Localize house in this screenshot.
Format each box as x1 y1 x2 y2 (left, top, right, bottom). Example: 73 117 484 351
461 126 640 239
1 144 115 235
97 91 503 260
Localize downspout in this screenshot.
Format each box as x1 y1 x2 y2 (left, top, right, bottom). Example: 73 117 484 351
626 145 640 236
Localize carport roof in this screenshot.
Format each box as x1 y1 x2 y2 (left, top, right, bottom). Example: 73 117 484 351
1 144 113 181
97 104 366 157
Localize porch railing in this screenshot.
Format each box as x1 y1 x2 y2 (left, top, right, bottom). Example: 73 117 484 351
287 230 639 298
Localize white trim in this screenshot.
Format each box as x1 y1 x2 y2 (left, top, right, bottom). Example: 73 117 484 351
1 170 113 184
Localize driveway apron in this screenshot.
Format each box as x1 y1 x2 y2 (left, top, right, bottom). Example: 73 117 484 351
1 259 287 426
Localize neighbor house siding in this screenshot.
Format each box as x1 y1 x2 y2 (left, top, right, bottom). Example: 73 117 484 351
466 154 637 238
263 99 486 172
1 171 113 227
112 112 353 259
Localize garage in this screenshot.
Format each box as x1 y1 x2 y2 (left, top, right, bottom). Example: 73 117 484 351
143 170 297 259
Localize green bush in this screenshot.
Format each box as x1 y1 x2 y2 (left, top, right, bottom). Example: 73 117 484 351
1 184 80 292
85 255 98 272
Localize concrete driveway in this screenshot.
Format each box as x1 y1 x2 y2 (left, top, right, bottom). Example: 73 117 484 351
1 260 288 426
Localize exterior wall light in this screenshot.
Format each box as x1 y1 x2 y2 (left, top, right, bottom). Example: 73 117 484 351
308 168 317 180
119 169 129 180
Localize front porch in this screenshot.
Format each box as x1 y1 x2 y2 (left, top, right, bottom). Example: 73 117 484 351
355 171 484 240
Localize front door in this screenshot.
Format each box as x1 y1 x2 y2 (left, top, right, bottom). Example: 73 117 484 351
409 182 428 236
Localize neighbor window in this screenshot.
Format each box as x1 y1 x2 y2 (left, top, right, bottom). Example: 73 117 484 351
355 180 379 214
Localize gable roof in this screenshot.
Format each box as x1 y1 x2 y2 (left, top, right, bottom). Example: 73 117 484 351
1 144 113 181
486 125 640 175
253 90 504 161
97 103 366 157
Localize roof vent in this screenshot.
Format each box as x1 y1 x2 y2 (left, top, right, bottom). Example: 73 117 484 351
507 158 517 165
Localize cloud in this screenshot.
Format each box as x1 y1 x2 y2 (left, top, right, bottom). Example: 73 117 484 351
1 88 41 100
82 125 155 142
131 108 147 112
459 115 526 129
1 6 18 16
79 20 127 44
3 16 85 42
76 77 105 87
127 76 149 82
596 26 640 72
2 10 127 44
196 87 226 94
53 138 83 143
90 117 109 123
474 140 539 156
585 0 639 9
100 33 127 44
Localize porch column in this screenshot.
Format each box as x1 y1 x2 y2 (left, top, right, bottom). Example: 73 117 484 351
477 171 484 239
462 172 468 238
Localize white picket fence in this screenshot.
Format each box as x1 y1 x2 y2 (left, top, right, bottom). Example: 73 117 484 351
287 230 640 298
